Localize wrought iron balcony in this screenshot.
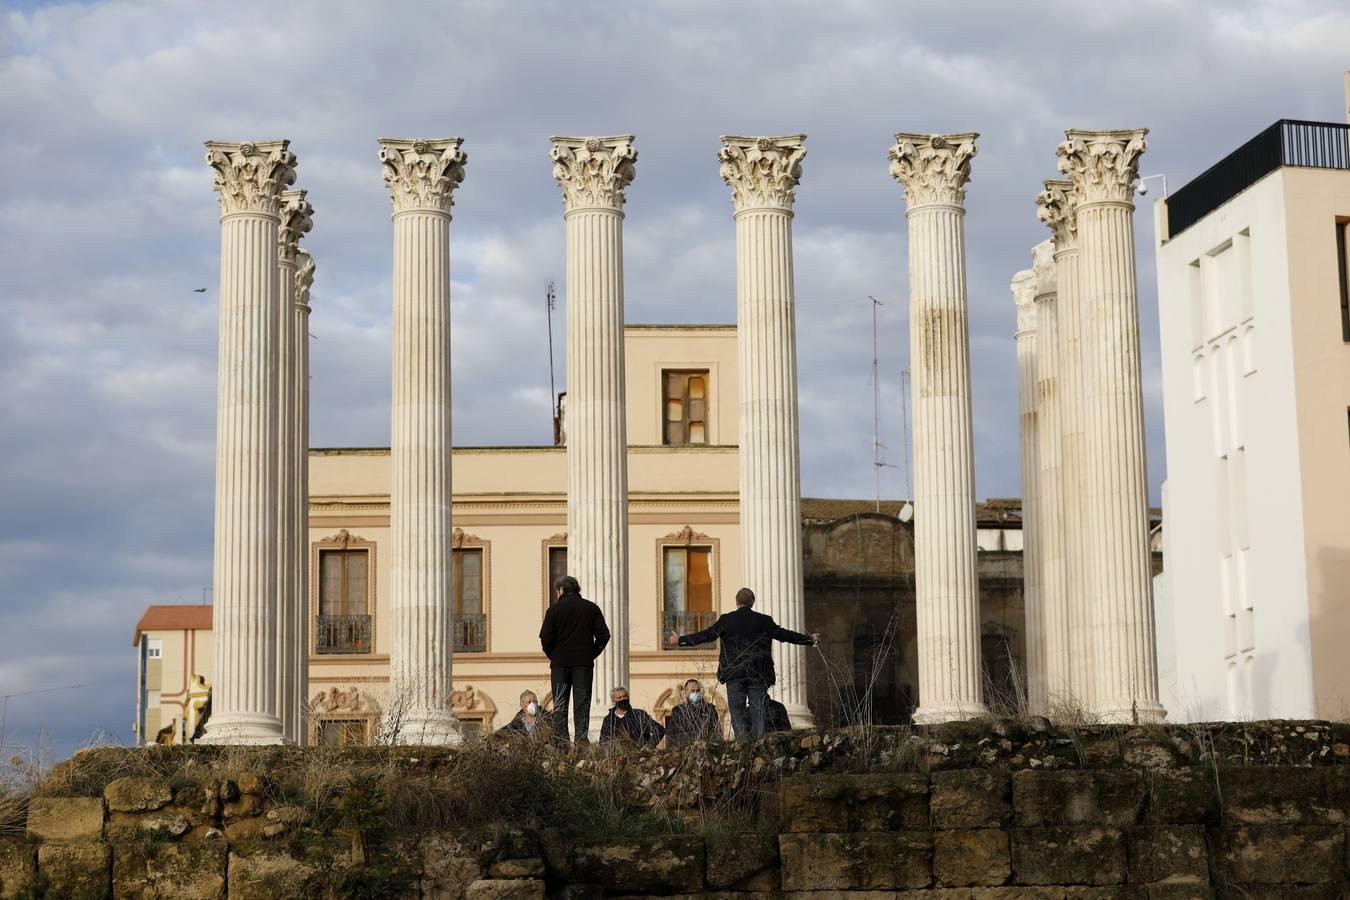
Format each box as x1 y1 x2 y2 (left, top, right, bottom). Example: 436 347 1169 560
453 612 487 653
316 614 372 655
662 608 720 649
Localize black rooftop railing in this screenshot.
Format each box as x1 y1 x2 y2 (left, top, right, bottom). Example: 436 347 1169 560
1166 119 1350 238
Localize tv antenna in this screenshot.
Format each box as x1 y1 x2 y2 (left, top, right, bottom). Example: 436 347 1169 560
867 297 897 512
546 281 559 431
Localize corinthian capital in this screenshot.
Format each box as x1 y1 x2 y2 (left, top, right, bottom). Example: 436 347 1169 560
888 132 978 209
295 249 315 310
718 135 806 211
378 138 467 214
549 135 637 211
278 189 314 263
1036 179 1077 250
1057 128 1147 206
1032 239 1057 301
1011 268 1038 334
205 140 297 217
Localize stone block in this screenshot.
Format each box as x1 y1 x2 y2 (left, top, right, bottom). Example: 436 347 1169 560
103 777 173 814
1213 886 1345 900
1133 886 1215 900
235 772 263 795
1219 767 1344 824
933 828 1009 886
894 889 1123 899
112 840 226 899
1146 768 1219 824
489 858 545 879
26 796 104 842
412 831 483 899
226 850 316 900
781 773 928 832
1012 770 1143 827
1010 826 1126 885
704 832 777 889
107 811 192 840
0 842 37 900
1128 825 1208 884
571 836 705 894
465 879 544 900
779 832 930 891
932 769 1012 829
221 794 263 819
1208 824 1344 884
38 841 110 899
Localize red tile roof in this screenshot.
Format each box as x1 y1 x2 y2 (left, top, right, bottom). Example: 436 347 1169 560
133 605 213 645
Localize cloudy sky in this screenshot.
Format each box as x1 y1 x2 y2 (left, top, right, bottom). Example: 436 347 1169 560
2 0 1346 758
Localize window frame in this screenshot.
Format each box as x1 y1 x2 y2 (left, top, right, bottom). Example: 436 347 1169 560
1337 217 1349 342
451 528 491 653
310 530 378 658
661 369 712 446
314 717 370 747
656 526 721 652
540 533 568 615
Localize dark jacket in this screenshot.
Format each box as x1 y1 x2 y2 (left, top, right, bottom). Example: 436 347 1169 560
764 697 791 734
599 707 664 748
676 605 814 686
496 709 552 740
539 591 611 669
666 701 721 746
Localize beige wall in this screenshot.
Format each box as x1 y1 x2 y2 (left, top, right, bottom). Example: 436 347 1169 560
138 626 214 744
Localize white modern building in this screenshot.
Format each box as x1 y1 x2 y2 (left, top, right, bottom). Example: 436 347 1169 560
1153 111 1350 721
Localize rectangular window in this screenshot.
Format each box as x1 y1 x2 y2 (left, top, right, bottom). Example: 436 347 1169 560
663 370 709 445
1337 220 1349 342
546 546 568 606
146 639 162 659
453 548 485 652
316 718 367 747
662 546 715 648
317 549 371 654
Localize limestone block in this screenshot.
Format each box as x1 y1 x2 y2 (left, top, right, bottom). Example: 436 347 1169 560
112 841 226 899
488 858 545 879
27 796 104 842
465 879 544 900
1208 825 1344 884
1219 767 1344 824
235 772 263 795
0 842 37 900
221 793 263 819
781 773 928 832
262 804 310 838
411 832 483 900
222 818 267 841
1210 886 1342 899
1128 825 1208 884
38 841 110 899
226 849 316 899
1145 768 1219 824
104 778 173 814
778 832 931 891
1012 770 1143 827
895 890 1131 899
1010 826 1126 885
571 836 704 894
1134 886 1216 900
704 832 777 889
932 769 1012 828
106 811 191 840
933 828 1010 886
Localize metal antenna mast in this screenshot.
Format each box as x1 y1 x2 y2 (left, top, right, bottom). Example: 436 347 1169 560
867 297 895 512
546 281 558 426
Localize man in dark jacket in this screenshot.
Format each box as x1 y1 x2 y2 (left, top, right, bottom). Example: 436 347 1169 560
496 690 552 741
540 575 610 743
667 587 818 740
666 678 721 746
598 686 664 748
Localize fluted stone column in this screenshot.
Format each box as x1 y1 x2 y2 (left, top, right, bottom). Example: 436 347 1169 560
1011 268 1045 716
1059 129 1165 723
379 138 468 743
1039 179 1094 711
551 136 636 733
718 135 813 725
202 140 295 745
889 132 987 723
293 248 314 745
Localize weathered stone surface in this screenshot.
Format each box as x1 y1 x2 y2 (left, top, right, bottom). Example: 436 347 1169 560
1208 824 1344 884
489 857 545 879
894 889 1124 899
104 777 174 814
705 832 777 889
38 841 111 899
226 850 316 900
222 818 266 841
235 772 263 795
1010 826 1126 885
112 840 226 899
572 836 704 894
465 879 544 900
779 832 931 891
27 796 104 842
0 842 37 900
1146 768 1219 824
932 768 1012 829
221 793 263 819
1128 825 1208 884
107 810 192 839
781 773 928 832
1213 886 1344 899
262 804 309 838
934 828 1010 886
410 832 483 900
1013 770 1143 827
1219 767 1344 824
1134 886 1216 900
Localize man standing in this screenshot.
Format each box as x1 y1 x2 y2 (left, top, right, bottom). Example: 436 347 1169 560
598 686 664 748
667 587 819 740
666 678 721 746
540 575 610 743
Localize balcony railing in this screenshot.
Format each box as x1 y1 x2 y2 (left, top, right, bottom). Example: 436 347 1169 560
316 614 372 655
662 608 720 649
453 612 487 653
1167 119 1350 238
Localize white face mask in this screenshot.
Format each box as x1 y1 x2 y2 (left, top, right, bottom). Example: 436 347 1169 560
525 702 538 716
688 691 703 703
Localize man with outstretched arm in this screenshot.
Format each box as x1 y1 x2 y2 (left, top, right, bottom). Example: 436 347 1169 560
540 575 610 743
667 587 819 740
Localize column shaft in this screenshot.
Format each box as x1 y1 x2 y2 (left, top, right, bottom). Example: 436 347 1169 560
275 251 297 742
293 250 314 744
1012 270 1045 715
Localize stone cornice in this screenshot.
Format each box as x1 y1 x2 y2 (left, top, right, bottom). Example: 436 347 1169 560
378 137 467 214
888 132 978 209
1032 239 1056 302
204 140 296 217
718 134 806 211
1011 268 1037 334
1036 179 1077 250
1057 128 1147 207
295 249 315 310
278 189 313 264
550 135 637 211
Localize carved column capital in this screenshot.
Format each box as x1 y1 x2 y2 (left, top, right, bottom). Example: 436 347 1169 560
278 189 313 264
1012 268 1038 334
1032 239 1057 302
378 138 467 214
549 135 637 211
888 132 978 209
718 134 806 212
1036 179 1078 250
205 140 297 217
1057 129 1147 206
295 249 315 310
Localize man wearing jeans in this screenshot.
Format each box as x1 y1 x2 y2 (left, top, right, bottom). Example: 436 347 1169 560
540 575 610 743
667 587 818 740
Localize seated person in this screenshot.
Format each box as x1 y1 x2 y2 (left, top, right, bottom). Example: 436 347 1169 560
598 686 664 748
665 678 721 746
764 695 791 734
497 690 552 740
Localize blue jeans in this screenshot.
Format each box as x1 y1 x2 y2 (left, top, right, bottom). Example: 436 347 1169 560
725 678 768 740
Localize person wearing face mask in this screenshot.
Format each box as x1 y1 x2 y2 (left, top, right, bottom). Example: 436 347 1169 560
598 686 664 748
497 689 552 740
666 678 721 747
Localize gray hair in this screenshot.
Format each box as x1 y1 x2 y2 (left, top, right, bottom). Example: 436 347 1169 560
519 690 537 704
610 685 629 698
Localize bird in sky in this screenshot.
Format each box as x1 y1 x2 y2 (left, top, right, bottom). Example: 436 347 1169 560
193 288 207 293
